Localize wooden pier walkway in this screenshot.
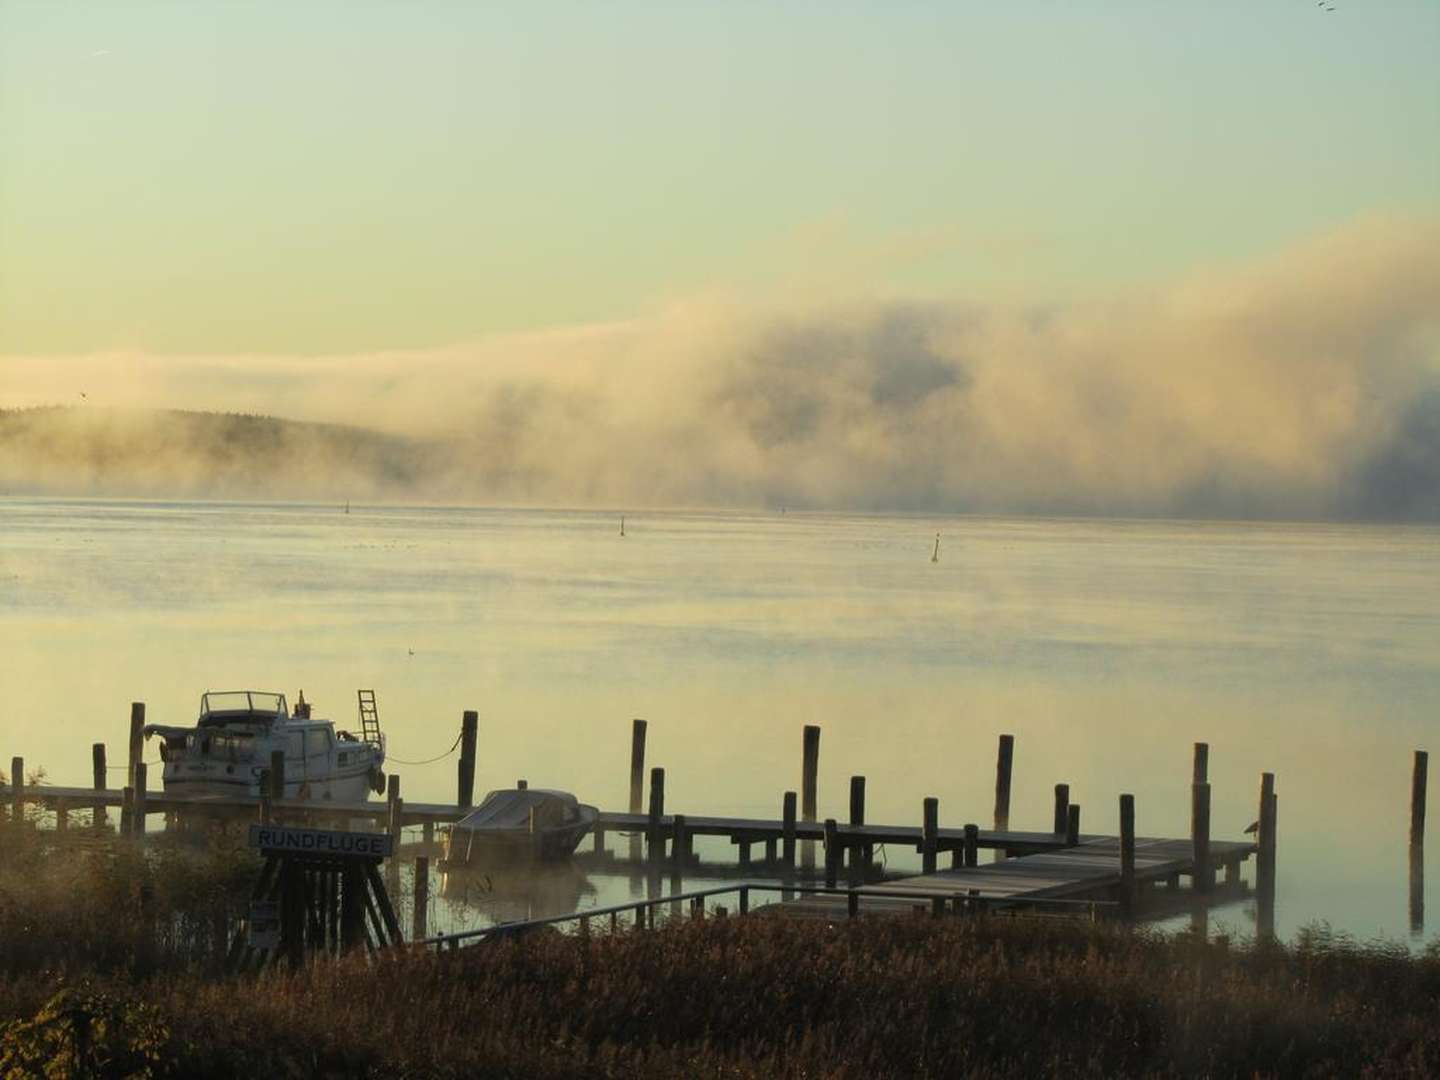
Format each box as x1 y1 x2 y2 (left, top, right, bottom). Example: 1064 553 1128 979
772 836 1256 918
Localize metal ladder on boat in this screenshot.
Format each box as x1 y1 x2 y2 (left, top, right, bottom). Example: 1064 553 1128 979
357 689 382 747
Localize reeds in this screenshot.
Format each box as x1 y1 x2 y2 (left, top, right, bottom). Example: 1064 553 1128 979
2 827 1438 1077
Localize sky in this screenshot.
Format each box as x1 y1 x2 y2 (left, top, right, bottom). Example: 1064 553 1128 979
1 2 1438 516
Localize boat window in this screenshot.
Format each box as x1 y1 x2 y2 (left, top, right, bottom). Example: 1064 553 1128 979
211 733 255 761
304 729 330 758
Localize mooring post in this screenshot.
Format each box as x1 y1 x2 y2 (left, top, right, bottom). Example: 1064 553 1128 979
646 766 665 862
386 773 402 848
781 790 797 867
127 702 145 790
412 856 429 941
91 743 107 829
120 786 134 836
629 719 648 813
922 797 938 874
1066 804 1081 847
1256 772 1277 940
9 756 22 826
994 733 1014 828
1193 742 1209 785
517 779 527 790
55 798 68 834
964 822 979 867
848 775 866 871
1192 781 1212 894
672 813 688 868
457 710 478 809
823 818 839 888
133 762 147 837
1052 784 1070 836
801 725 820 870
270 749 285 804
1412 750 1428 934
1119 793 1136 918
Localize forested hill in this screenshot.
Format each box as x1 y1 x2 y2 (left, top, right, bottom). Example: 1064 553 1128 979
0 407 440 499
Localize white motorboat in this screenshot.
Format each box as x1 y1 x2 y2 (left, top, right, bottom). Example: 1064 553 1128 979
144 690 386 802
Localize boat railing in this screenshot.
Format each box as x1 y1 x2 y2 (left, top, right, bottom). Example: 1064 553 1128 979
200 691 287 722
417 882 1118 950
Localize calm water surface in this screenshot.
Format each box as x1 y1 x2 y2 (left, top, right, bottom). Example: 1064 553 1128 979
2 498 1438 943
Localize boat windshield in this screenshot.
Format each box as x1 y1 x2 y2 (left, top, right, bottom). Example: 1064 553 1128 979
199 691 286 726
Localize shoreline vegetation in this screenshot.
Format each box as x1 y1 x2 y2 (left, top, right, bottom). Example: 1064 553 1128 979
1 825 1438 1077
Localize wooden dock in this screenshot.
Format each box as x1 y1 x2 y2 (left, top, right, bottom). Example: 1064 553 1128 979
771 836 1256 919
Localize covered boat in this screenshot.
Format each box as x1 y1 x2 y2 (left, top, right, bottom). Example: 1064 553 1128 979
144 690 386 802
446 788 598 865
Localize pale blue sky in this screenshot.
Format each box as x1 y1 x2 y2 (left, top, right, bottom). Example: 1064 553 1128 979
1 1 1436 353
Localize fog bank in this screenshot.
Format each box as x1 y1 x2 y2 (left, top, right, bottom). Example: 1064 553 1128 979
3 216 1437 519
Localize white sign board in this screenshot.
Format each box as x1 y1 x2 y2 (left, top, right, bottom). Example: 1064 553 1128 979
247 824 393 859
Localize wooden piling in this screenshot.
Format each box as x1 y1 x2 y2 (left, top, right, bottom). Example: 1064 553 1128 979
1052 784 1070 836
801 725 820 869
629 719 648 813
848 775 865 870
133 762 147 837
672 813 688 867
1119 793 1136 917
993 734 1014 832
1412 750 1427 934
781 791 797 867
922 797 938 874
412 856 429 941
823 818 839 888
120 786 134 836
9 756 21 825
1192 782 1212 894
964 823 979 867
647 766 665 862
1193 742 1209 785
1411 750 1427 854
517 779 527 790
55 799 68 834
127 702 145 789
457 711 478 809
270 750 286 802
1066 804 1081 847
1256 772 1277 940
92 743 107 828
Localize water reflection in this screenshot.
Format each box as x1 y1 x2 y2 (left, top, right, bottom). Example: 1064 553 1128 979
439 862 597 928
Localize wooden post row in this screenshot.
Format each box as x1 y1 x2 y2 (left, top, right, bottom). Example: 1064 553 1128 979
629 719 647 814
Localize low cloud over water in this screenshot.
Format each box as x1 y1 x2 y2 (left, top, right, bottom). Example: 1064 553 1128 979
3 215 1437 520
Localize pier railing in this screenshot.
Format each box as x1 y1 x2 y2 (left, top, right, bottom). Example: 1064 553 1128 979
417 883 1118 951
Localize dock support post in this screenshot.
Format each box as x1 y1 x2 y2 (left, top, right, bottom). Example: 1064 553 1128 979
801 725 820 870
133 762 147 837
9 756 22 826
922 797 938 874
823 818 839 888
1412 750 1427 934
412 856 429 941
120 786 134 836
1193 742 1209 784
1119 793 1136 918
1052 784 1070 837
457 710 478 809
1066 804 1081 847
629 719 647 813
55 799 68 834
1256 772 1277 940
647 766 665 862
848 775 865 873
993 733 1014 830
92 743 107 829
127 702 145 790
781 791 797 868
387 774 402 855
964 823 979 867
1192 782 1212 894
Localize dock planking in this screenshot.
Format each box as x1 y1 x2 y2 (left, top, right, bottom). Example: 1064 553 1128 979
773 836 1257 919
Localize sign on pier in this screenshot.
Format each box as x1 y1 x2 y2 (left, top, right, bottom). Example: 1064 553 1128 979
247 824 393 859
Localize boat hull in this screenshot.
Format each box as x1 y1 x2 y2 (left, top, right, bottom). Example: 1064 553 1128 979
447 805 598 866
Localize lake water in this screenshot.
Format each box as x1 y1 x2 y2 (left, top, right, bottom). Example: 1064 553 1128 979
2 498 1438 943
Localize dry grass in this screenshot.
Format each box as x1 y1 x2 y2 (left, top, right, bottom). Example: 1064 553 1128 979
1 825 1439 1077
